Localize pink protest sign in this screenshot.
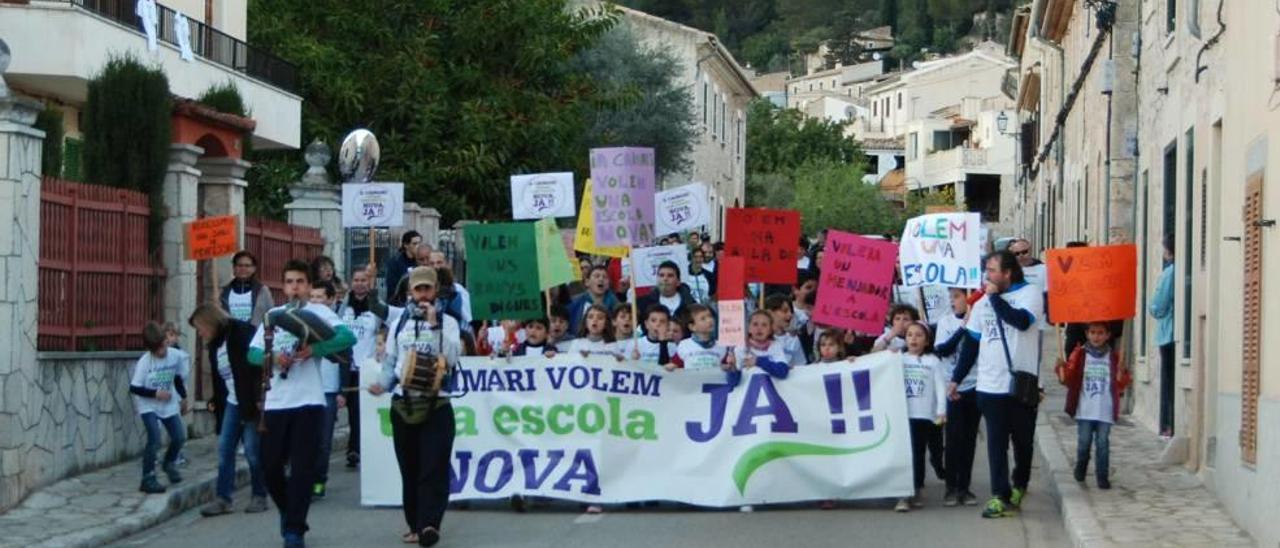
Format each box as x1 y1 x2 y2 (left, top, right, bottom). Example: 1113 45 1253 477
589 147 656 246
813 230 899 335
717 300 746 348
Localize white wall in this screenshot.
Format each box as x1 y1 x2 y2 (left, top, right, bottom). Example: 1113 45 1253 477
0 3 299 149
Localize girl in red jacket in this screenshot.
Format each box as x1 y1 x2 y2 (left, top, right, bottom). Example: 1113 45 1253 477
1061 322 1131 489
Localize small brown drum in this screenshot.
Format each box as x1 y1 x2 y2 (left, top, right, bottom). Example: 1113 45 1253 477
402 350 446 394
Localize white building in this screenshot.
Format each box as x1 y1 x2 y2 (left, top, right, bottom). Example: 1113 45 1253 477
611 5 759 240
0 0 302 153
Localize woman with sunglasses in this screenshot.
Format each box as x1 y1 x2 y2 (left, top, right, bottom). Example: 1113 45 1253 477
221 251 275 327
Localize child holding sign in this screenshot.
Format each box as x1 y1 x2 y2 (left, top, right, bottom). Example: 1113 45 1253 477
671 304 735 371
897 322 948 513
625 305 676 367
612 304 635 343
512 318 556 358
764 295 807 366
1061 322 1130 490
731 311 792 382
569 305 622 360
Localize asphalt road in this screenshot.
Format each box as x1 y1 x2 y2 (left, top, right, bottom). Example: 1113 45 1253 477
110 445 1068 548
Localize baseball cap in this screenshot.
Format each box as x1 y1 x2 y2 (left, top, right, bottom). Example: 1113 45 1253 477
409 267 437 289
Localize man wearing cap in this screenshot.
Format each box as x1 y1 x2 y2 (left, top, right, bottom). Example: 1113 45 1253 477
368 267 461 547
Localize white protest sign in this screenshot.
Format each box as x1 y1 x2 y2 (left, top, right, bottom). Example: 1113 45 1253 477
359 354 912 507
893 285 951 323
629 245 690 288
342 182 405 227
898 212 982 288
654 183 710 236
511 172 576 219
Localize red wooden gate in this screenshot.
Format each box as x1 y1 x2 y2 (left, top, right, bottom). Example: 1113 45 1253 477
38 178 166 351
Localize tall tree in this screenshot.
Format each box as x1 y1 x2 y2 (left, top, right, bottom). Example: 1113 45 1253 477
572 27 697 179
248 0 618 223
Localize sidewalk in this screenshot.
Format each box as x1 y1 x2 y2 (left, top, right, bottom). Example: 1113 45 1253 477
1035 382 1254 547
0 424 348 548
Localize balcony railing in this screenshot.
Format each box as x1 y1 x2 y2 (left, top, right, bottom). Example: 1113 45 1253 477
69 0 297 93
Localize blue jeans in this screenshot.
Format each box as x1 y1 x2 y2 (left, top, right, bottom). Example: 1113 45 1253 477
1076 419 1112 479
140 413 185 479
976 392 1036 500
316 393 338 485
216 402 266 501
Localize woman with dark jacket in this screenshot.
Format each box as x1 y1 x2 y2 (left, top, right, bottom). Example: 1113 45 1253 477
191 303 269 517
221 251 274 326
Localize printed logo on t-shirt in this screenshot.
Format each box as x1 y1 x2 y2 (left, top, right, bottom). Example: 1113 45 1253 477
904 364 927 398
1084 362 1109 398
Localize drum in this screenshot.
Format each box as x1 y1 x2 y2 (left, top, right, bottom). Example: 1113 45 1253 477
268 305 351 367
402 349 445 394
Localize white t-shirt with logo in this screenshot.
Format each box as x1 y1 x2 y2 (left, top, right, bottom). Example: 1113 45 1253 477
935 312 977 392
778 332 807 366
340 304 384 368
568 337 620 358
676 338 730 371
734 340 790 367
215 341 237 406
227 289 254 322
251 303 344 410
622 337 672 363
130 348 189 418
387 312 462 397
964 285 1045 395
902 353 948 421
1075 351 1115 423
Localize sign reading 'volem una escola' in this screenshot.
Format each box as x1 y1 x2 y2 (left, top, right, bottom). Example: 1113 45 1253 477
589 147 656 247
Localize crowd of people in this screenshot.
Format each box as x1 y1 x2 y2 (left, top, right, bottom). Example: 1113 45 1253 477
124 227 1140 548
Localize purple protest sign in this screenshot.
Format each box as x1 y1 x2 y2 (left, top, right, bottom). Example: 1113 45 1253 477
589 147 656 246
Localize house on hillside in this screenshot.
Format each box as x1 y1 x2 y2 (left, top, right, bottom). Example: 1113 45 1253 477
608 5 760 240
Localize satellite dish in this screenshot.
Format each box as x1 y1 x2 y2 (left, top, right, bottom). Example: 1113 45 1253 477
873 52 882 61
338 129 380 183
912 61 922 69
845 106 857 118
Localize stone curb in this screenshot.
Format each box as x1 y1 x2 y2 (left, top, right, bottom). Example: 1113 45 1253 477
1033 410 1112 548
31 428 349 548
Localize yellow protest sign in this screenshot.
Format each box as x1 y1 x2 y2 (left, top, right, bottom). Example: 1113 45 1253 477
573 179 629 258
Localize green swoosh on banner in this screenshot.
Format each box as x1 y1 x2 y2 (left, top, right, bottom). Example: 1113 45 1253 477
732 417 892 495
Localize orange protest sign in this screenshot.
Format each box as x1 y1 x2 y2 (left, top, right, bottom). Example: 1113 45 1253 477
184 215 240 261
1046 244 1137 323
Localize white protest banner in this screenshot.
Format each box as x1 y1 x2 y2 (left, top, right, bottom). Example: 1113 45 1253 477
359 353 912 507
654 183 710 236
898 212 982 288
360 365 400 506
629 244 690 288
342 182 405 227
510 172 576 219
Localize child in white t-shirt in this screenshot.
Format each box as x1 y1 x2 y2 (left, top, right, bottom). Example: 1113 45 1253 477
731 310 792 382
896 322 947 513
568 304 622 359
764 294 807 366
625 304 676 368
873 304 920 353
671 304 734 372
1062 322 1130 490
130 322 190 494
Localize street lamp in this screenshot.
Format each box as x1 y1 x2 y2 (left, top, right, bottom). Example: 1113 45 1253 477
996 111 1009 134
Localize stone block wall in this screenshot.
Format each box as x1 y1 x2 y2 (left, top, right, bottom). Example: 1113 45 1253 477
1 354 148 510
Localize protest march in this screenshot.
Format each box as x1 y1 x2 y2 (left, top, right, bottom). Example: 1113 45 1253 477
147 126 1148 548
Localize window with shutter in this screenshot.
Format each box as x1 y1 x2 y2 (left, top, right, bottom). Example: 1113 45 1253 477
1241 171 1262 465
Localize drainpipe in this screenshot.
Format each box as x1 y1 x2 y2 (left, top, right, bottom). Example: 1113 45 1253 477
1104 19 1115 242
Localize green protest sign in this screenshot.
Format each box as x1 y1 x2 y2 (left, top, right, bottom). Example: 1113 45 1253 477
535 218 575 290
464 222 543 320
